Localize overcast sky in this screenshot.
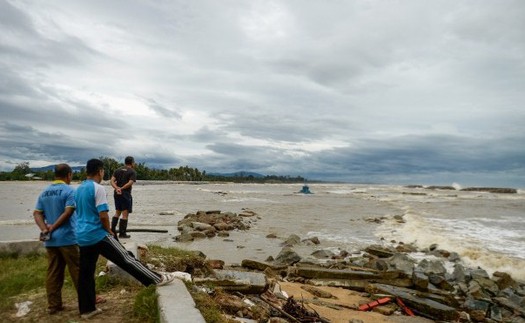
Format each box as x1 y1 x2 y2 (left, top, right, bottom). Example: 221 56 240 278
1 1 524 187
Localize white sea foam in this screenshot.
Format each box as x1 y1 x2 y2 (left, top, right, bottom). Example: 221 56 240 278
376 211 525 280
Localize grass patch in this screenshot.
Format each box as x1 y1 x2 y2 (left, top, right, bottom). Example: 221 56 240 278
0 245 231 322
190 289 235 323
0 252 47 311
132 285 159 322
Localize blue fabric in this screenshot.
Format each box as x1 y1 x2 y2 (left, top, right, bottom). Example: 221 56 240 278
75 179 110 247
34 181 76 247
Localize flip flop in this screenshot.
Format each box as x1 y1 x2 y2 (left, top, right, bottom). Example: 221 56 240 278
95 296 107 304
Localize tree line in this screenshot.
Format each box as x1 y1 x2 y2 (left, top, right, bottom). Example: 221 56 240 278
0 157 306 183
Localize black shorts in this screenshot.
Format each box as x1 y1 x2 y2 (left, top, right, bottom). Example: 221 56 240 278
114 193 133 213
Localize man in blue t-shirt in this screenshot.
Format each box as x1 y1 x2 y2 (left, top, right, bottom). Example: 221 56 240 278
34 164 79 315
75 158 176 319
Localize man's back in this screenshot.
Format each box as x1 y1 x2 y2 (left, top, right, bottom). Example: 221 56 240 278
35 181 76 246
113 167 136 193
75 179 109 247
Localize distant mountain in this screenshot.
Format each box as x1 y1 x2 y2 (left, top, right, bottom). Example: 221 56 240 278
31 165 84 173
207 171 265 178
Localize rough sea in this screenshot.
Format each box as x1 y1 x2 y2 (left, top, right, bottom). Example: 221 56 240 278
1 181 524 281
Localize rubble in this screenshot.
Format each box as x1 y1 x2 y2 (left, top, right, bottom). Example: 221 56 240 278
168 215 525 322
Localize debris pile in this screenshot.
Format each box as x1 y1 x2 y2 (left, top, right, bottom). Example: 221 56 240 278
178 232 525 322
174 209 258 242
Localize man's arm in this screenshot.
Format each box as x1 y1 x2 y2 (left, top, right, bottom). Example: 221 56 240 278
111 175 122 194
33 210 48 232
99 210 114 236
120 179 135 190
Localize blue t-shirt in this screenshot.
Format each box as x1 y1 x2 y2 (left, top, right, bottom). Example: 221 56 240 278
75 179 110 247
34 180 77 247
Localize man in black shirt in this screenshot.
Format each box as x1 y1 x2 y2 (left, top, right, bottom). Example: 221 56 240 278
110 156 137 238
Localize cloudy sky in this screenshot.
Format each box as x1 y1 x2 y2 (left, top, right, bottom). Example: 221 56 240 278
1 0 524 187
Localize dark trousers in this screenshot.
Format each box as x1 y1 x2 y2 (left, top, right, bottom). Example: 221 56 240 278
78 235 161 314
46 245 80 311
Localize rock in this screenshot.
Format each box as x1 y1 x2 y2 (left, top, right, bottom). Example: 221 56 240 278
282 234 301 246
460 187 517 194
207 259 225 269
266 233 278 239
386 253 416 274
474 277 499 296
241 259 287 272
470 268 490 280
309 278 368 292
194 270 268 294
492 271 518 290
288 265 380 280
413 271 429 291
274 247 301 266
214 222 234 231
426 186 456 190
239 210 256 217
493 297 525 316
463 298 490 321
452 263 468 282
416 259 446 276
174 233 194 242
190 231 207 239
303 237 321 245
364 245 395 258
192 222 214 231
300 285 335 299
311 249 335 259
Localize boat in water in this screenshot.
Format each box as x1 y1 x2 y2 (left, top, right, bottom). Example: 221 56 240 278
298 184 313 194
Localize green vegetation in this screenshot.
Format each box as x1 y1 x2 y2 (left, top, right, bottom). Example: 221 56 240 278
133 285 160 322
0 157 308 183
190 289 236 323
0 245 238 322
0 252 48 312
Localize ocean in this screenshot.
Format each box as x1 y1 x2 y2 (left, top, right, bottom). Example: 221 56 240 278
1 181 524 281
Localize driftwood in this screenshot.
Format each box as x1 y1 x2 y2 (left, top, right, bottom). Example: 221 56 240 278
116 228 169 233
260 293 301 323
282 296 330 323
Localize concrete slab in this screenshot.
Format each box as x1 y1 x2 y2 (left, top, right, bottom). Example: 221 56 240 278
157 279 206 323
0 240 44 256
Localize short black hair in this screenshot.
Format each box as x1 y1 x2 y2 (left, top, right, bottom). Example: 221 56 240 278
86 159 104 176
54 163 72 178
125 156 134 165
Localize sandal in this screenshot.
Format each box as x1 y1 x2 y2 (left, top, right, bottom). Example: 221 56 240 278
95 296 107 304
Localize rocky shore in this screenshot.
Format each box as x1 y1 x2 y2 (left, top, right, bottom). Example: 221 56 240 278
170 209 525 322
405 185 518 194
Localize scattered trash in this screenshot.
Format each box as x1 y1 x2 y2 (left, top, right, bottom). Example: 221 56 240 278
358 297 392 311
396 297 415 316
172 271 192 282
282 296 329 322
15 301 33 317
